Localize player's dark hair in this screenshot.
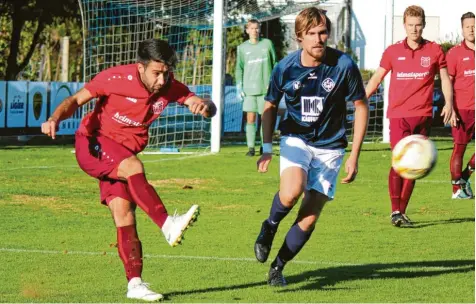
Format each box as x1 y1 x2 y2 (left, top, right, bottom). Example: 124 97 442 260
461 12 475 26
295 7 331 41
137 39 178 69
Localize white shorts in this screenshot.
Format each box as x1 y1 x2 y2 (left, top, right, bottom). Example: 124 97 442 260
280 136 345 199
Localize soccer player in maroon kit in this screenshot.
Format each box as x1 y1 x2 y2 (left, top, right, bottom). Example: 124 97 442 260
447 12 475 199
41 39 216 301
366 6 457 227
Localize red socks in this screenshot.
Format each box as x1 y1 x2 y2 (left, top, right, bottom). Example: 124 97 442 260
127 173 168 228
389 168 402 213
400 179 415 214
117 225 143 281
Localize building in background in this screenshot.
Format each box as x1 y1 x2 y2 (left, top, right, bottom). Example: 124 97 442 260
281 0 474 69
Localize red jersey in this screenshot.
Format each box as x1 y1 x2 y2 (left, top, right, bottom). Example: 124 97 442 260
446 41 475 111
78 64 194 153
380 39 446 118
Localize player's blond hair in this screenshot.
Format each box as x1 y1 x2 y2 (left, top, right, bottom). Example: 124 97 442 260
246 19 260 29
403 5 426 26
295 7 331 42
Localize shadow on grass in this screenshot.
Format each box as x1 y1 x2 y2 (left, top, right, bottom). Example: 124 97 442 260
409 217 475 229
166 259 474 298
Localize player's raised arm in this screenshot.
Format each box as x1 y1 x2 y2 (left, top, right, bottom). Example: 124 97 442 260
184 95 217 118
439 67 457 126
41 88 94 139
365 67 388 99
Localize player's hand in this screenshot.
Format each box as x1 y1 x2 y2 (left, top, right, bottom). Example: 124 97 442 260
41 118 58 139
190 102 210 116
236 86 245 101
341 155 358 184
441 104 455 126
449 110 458 128
257 153 272 173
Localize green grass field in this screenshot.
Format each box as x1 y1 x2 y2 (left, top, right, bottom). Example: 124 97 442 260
0 139 474 303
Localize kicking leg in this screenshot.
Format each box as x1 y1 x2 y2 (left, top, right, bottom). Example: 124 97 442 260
117 156 199 246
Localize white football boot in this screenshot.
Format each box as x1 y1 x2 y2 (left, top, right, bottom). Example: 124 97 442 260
162 205 199 247
452 179 473 199
127 277 163 302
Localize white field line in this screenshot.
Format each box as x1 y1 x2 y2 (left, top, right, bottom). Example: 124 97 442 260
0 247 358 267
2 153 214 172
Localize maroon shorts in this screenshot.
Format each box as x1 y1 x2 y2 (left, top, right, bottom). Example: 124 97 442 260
75 132 134 205
390 117 432 150
452 109 475 145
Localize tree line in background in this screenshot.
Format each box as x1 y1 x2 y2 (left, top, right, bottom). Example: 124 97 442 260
0 0 289 84
0 0 458 83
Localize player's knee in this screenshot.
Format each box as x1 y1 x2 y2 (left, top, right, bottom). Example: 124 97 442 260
299 216 317 232
109 198 136 226
279 188 303 206
117 156 144 178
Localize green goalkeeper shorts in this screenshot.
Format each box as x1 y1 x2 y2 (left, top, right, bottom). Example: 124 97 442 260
243 94 266 115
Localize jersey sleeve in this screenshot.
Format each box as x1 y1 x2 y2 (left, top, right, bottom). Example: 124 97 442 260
167 79 195 105
436 45 447 70
264 64 283 104
379 47 392 71
84 69 113 97
345 60 366 102
235 45 244 87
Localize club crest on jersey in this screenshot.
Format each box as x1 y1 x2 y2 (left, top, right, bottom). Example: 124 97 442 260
420 56 431 68
293 81 301 91
321 78 335 92
152 101 164 114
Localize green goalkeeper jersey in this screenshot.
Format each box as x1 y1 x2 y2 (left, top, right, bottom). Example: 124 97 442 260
235 38 276 96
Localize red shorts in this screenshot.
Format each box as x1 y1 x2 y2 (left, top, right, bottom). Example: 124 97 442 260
452 109 475 145
75 132 134 205
390 117 432 150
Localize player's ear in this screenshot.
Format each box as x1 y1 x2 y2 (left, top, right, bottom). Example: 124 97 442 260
137 62 146 75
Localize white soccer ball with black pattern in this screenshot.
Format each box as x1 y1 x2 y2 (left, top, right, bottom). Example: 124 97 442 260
392 134 437 180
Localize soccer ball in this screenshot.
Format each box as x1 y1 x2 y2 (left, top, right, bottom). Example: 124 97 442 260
392 134 437 180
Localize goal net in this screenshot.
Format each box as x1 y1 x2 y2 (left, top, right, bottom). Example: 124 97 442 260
78 0 326 152
78 0 383 151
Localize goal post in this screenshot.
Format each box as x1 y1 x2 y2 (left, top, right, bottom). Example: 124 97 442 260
77 0 364 153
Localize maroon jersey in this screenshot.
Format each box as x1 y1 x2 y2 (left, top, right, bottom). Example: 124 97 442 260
78 64 194 153
380 39 446 118
446 41 475 111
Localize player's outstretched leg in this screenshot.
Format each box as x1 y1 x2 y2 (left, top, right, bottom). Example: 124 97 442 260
162 205 200 247
127 277 164 302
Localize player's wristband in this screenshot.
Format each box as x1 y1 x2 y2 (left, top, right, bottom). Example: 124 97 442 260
262 143 273 154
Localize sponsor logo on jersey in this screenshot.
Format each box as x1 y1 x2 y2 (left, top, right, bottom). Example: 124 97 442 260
247 58 266 64
112 112 142 126
293 81 301 91
127 75 133 80
125 97 137 103
321 78 335 92
396 71 430 80
420 56 431 67
463 57 470 61
152 101 164 114
308 72 317 79
301 96 323 122
398 57 406 60
464 69 475 77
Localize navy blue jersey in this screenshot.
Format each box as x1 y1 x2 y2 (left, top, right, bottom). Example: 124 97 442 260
265 47 365 149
